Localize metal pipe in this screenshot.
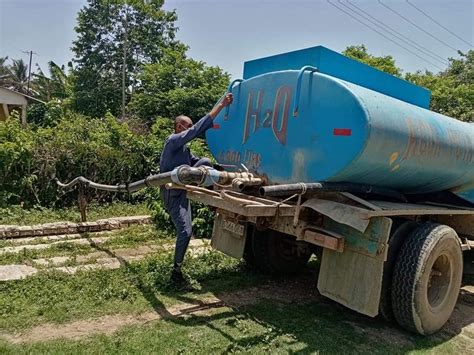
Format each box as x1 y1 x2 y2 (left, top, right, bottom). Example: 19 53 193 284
56 172 174 193
259 182 407 202
56 165 263 193
232 177 264 191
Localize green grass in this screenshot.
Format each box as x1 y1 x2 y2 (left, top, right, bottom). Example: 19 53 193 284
0 225 174 266
0 292 466 354
0 209 470 353
0 249 263 331
0 201 150 225
0 249 469 353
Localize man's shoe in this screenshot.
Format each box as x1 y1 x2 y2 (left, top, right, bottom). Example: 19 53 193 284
169 269 198 292
170 269 186 284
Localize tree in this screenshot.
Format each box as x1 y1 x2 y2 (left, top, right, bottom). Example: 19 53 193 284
0 56 8 76
405 51 473 122
343 45 402 77
128 47 230 122
71 0 179 117
0 58 30 93
33 61 70 102
343 45 472 122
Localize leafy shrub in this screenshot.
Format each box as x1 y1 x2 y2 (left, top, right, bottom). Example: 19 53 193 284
0 112 162 207
1 109 215 235
0 112 36 206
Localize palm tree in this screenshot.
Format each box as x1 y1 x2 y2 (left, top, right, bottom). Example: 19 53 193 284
33 61 69 102
9 59 29 93
0 56 11 86
0 56 9 75
0 58 31 94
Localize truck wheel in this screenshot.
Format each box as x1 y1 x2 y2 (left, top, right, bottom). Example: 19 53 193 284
243 225 257 268
251 229 311 275
379 220 418 322
391 223 463 335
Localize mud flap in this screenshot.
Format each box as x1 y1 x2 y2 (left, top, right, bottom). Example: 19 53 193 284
317 216 392 317
211 213 247 259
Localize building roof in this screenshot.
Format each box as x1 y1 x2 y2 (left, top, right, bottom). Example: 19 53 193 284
0 86 45 104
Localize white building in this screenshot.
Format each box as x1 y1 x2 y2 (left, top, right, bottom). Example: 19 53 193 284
0 87 43 125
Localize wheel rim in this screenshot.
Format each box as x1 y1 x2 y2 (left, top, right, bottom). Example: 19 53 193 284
427 253 452 309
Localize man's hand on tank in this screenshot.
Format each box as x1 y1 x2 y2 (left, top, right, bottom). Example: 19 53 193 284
209 93 233 118
220 93 233 107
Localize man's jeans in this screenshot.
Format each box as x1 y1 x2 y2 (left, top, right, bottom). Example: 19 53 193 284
160 158 212 269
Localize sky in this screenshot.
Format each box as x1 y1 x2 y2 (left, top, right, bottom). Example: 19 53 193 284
0 0 472 78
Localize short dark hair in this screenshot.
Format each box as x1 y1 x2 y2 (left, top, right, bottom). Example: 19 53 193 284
175 115 190 130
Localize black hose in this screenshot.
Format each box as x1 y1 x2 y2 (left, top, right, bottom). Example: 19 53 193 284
259 182 407 202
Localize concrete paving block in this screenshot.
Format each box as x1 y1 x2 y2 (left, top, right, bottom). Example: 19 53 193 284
0 264 38 281
18 226 34 237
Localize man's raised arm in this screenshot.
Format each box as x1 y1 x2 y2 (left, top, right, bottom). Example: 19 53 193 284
167 93 233 149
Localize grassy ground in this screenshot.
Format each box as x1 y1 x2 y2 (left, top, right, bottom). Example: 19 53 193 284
0 255 470 354
0 207 472 354
0 249 263 331
0 225 170 265
0 201 150 225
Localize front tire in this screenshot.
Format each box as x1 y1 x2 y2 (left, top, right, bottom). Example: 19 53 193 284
391 223 463 335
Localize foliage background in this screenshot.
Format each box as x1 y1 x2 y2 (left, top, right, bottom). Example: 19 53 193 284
0 1 472 237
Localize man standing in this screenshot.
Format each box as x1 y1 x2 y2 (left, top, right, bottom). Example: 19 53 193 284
160 93 233 286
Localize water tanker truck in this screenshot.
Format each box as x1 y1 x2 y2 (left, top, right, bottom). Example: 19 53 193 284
59 46 474 335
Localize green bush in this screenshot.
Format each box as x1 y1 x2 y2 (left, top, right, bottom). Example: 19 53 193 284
0 112 162 207
1 110 215 235
0 112 36 206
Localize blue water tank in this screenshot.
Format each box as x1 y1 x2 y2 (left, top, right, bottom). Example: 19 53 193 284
206 47 474 202
243 46 431 109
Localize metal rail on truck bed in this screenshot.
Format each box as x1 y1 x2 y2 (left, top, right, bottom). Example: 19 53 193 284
171 183 474 220
167 183 298 217
168 183 474 251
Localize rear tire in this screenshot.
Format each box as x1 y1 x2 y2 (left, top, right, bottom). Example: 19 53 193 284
391 223 463 335
379 220 418 322
251 228 311 275
243 225 258 268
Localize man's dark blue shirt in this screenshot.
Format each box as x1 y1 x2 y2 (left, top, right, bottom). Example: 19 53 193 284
159 114 213 173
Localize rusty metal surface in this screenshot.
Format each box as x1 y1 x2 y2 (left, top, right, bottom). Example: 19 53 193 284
323 215 392 258
431 215 474 238
176 184 296 217
365 200 474 218
317 216 392 317
211 213 247 258
302 198 370 233
303 229 344 252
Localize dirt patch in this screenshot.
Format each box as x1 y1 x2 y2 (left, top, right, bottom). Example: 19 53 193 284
218 273 321 307
345 320 416 348
344 285 474 348
1 274 472 345
0 296 224 344
1 313 160 344
438 286 474 340
0 276 318 344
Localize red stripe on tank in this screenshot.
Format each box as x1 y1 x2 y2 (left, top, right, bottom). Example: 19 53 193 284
333 128 352 136
212 124 221 129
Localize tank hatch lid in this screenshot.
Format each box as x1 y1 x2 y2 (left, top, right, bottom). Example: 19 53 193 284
243 46 431 109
